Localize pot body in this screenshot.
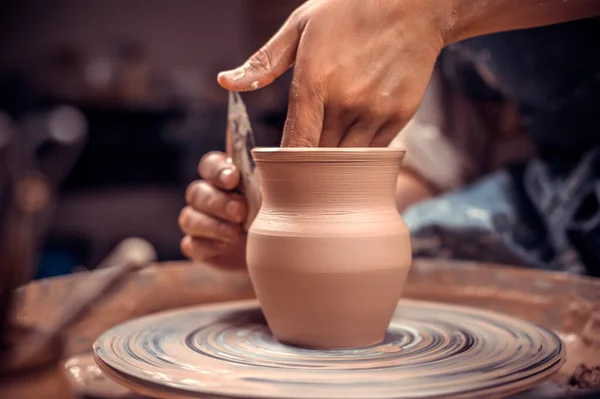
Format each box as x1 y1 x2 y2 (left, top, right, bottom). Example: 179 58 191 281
247 148 412 348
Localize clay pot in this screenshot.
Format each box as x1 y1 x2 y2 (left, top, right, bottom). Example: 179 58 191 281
247 148 412 349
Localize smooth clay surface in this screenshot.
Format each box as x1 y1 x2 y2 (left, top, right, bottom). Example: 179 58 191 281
93 299 565 399
247 148 412 348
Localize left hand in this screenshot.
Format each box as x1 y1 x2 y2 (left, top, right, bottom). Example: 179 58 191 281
217 0 449 148
179 151 247 267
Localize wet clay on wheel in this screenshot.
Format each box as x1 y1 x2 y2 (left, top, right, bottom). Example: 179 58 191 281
570 364 600 389
247 148 412 349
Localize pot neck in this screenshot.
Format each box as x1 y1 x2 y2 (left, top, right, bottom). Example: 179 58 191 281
256 161 400 211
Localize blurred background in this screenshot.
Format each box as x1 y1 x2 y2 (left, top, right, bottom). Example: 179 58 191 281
0 0 302 279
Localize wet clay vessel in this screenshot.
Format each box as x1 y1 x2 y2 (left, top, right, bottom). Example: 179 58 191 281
247 148 411 348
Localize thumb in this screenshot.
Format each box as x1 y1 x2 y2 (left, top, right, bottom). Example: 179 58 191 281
218 14 304 92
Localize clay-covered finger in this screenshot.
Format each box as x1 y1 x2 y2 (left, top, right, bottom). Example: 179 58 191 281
217 8 305 92
198 151 240 191
178 206 242 242
180 235 231 262
185 180 247 224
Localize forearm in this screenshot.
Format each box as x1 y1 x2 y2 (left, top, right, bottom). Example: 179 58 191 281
447 0 600 43
395 168 436 213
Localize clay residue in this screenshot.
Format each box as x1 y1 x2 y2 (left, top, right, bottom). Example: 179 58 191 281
553 332 600 383
569 364 600 390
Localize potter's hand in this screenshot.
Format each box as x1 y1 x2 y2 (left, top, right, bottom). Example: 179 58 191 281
179 152 247 265
218 0 600 148
217 0 447 147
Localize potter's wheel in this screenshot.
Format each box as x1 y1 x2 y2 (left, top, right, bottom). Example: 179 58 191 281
93 299 565 399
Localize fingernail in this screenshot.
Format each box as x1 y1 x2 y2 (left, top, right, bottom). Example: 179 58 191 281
207 194 218 210
219 168 234 185
226 201 242 221
219 67 246 81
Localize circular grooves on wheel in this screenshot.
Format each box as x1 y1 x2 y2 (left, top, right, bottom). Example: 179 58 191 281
94 300 565 399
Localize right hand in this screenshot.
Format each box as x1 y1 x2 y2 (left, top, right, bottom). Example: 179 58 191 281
217 0 448 148
179 151 248 265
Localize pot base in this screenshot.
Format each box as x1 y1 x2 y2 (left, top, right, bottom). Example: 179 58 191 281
249 267 410 349
277 336 385 350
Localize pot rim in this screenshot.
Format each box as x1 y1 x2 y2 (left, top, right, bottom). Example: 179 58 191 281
251 146 406 163
252 147 406 154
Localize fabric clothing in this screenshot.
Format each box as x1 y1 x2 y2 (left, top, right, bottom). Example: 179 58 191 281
404 19 600 277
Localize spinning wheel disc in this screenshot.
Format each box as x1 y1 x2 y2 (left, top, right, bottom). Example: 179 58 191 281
94 299 564 399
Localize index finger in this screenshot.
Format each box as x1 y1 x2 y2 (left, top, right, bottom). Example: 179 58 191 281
198 151 240 191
